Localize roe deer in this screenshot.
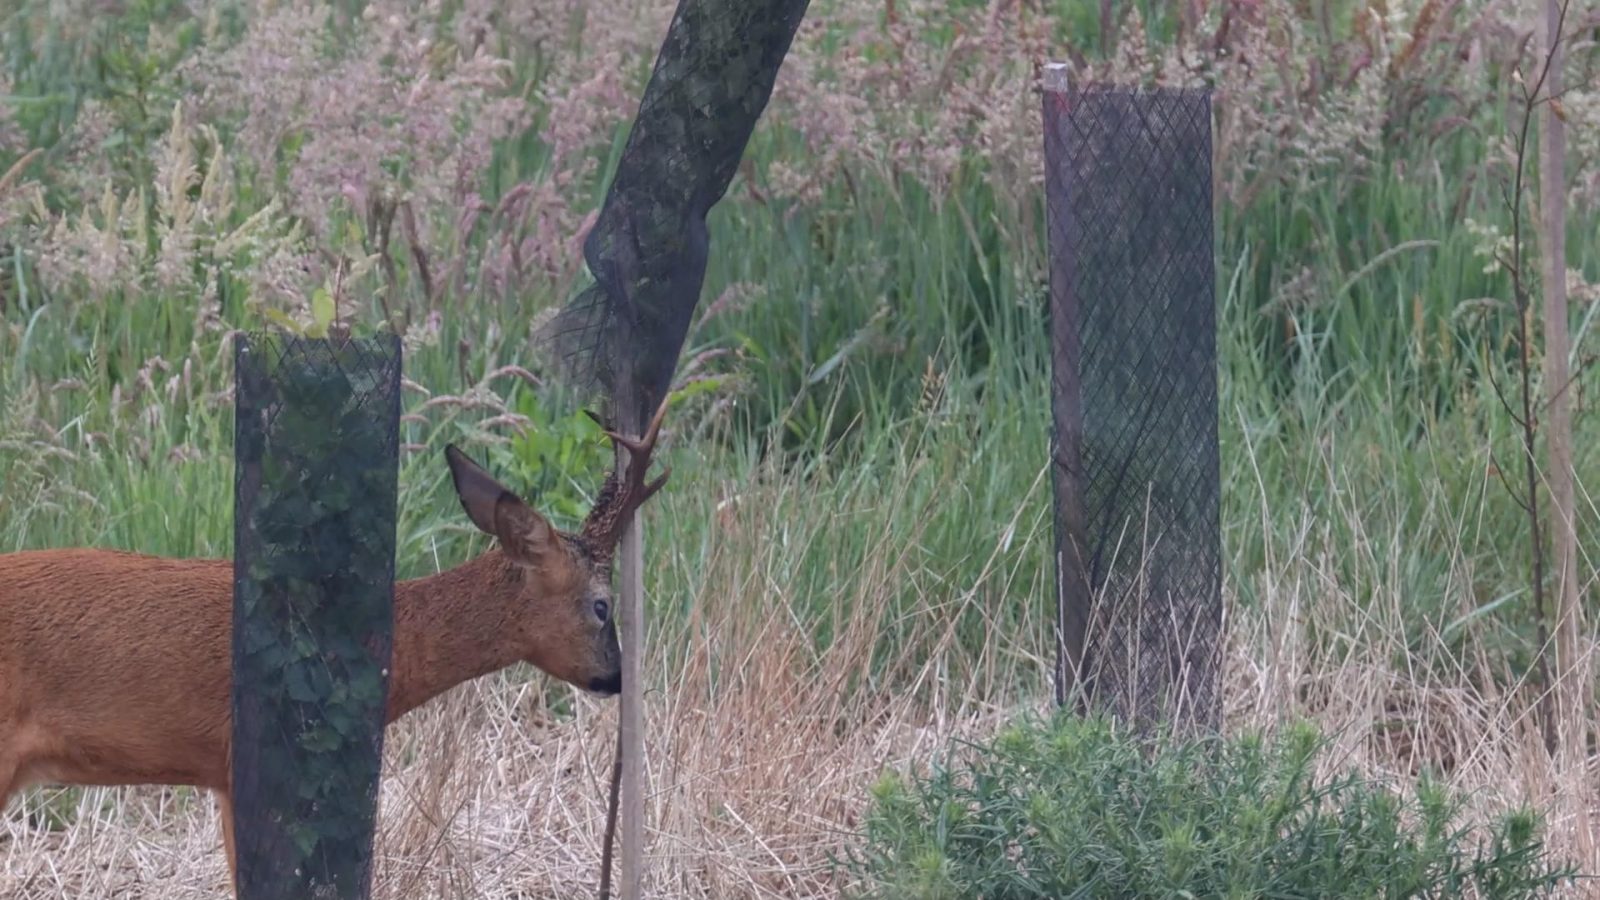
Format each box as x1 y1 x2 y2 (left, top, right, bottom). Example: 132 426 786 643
0 401 669 891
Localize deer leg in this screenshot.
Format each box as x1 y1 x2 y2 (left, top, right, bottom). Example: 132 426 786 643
0 748 17 818
216 789 237 892
0 745 23 854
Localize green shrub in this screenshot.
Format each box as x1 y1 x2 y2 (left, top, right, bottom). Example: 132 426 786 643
844 715 1576 899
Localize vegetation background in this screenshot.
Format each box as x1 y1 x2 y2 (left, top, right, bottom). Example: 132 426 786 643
0 0 1596 896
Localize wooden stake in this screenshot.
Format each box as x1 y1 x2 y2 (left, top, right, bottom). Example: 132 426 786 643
618 429 647 900
1537 0 1587 859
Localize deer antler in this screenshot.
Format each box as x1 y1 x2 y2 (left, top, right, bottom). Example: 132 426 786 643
580 398 671 563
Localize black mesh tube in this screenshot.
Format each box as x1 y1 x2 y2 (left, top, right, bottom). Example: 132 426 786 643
230 331 402 899
1043 70 1223 734
539 0 810 429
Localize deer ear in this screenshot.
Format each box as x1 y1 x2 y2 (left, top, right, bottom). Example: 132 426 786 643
445 444 509 536
491 495 560 565
444 444 561 565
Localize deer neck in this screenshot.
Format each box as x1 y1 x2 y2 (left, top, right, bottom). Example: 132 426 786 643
386 550 528 722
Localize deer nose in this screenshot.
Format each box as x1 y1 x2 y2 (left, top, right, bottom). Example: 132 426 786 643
589 673 622 695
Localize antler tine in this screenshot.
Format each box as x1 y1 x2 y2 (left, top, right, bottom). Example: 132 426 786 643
580 397 672 556
583 396 668 454
639 468 670 503
598 397 668 456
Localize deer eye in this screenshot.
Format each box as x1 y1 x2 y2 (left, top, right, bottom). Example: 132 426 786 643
593 599 610 623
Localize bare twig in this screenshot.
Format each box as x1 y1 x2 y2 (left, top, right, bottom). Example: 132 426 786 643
1483 362 1529 431
1487 452 1531 513
597 726 622 900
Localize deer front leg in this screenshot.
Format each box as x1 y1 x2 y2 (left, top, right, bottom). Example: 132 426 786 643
216 789 237 894
0 747 18 819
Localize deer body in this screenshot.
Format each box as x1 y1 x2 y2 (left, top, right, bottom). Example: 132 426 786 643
0 403 669 892
0 548 564 799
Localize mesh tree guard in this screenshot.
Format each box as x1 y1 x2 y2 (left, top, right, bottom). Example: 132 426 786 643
1043 67 1223 734
230 331 402 900
539 0 812 430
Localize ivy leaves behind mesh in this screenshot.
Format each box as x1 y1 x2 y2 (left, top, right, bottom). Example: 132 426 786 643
230 331 401 899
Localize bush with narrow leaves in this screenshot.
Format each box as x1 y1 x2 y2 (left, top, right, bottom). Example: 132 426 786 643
844 715 1576 899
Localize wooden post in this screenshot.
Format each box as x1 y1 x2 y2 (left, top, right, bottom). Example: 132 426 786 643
1042 62 1093 712
617 403 647 900
1537 0 1586 858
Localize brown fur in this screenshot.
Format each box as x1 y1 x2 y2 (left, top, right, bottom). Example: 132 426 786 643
0 446 625 891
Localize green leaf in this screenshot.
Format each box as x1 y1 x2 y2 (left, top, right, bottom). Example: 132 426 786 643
291 823 320 858
286 664 319 703
263 307 305 335
300 723 342 753
308 288 335 339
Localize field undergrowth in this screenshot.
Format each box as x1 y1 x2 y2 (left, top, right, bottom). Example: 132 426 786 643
2 0 1598 896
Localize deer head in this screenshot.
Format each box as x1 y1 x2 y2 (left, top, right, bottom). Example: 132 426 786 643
442 400 670 696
